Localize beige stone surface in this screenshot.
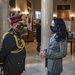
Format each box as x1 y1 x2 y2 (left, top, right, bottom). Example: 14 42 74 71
0 0 9 43
41 0 53 50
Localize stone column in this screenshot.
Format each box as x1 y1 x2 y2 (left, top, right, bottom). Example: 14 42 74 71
0 0 9 43
41 0 53 50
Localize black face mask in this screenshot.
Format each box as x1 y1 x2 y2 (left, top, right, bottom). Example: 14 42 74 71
17 24 24 30
50 26 57 33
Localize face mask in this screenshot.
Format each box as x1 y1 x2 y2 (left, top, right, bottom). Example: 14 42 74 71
17 24 24 30
50 26 57 33
50 20 57 33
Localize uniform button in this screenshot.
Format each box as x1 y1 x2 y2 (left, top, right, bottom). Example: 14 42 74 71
18 62 20 64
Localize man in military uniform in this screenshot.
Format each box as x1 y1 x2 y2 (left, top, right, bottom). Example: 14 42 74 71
0 15 26 75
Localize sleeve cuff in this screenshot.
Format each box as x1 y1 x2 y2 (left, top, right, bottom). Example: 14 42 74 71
0 62 4 66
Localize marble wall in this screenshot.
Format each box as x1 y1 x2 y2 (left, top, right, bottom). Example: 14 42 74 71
53 0 75 32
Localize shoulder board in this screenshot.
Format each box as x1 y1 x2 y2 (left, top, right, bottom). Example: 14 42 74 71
1 32 13 43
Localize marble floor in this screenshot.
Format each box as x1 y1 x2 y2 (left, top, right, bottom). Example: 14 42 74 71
21 40 75 75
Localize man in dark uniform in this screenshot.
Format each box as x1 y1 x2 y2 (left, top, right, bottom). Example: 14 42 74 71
0 15 26 75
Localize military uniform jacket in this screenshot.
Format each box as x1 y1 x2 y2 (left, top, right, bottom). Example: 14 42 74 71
45 33 67 73
0 28 26 75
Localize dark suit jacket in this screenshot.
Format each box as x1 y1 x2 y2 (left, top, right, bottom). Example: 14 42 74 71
36 24 41 42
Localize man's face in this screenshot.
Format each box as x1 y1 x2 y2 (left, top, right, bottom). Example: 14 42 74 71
13 22 24 32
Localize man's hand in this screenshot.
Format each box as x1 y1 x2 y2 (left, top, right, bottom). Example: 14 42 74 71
39 50 46 57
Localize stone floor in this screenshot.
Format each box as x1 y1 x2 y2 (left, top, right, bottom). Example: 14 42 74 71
21 40 75 75
21 54 75 75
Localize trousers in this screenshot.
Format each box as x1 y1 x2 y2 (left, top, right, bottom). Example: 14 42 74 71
47 71 60 75
37 42 41 52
